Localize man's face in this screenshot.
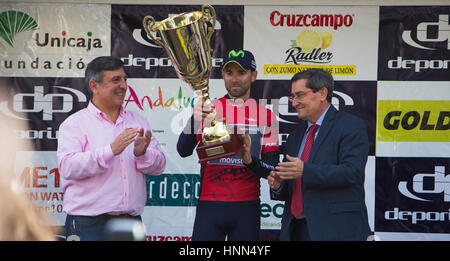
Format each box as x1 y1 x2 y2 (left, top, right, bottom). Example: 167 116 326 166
90 67 128 109
222 62 257 99
291 78 327 123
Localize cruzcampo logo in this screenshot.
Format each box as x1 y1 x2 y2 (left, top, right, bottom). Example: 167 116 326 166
228 49 245 58
0 10 38 47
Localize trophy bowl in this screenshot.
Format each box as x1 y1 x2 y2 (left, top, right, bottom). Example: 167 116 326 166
143 5 242 163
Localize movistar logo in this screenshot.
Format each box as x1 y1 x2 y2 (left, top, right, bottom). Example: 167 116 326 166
228 50 244 58
0 10 38 47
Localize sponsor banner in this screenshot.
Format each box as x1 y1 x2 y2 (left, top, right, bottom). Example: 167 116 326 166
0 77 89 151
143 175 285 231
0 3 110 77
244 6 379 80
260 180 283 230
111 5 244 79
378 100 449 142
376 81 450 157
146 174 200 206
250 79 377 155
375 157 450 236
14 151 65 226
379 6 450 81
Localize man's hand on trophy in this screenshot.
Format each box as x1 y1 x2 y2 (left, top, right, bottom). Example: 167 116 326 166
237 130 252 165
194 98 215 122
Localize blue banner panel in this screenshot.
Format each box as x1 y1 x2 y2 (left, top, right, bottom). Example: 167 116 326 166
378 6 450 80
375 157 450 233
0 77 89 151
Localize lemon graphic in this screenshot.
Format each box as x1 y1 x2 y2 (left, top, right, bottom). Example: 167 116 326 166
296 30 320 53
320 32 333 49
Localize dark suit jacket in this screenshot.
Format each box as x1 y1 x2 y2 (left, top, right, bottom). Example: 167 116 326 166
271 105 371 241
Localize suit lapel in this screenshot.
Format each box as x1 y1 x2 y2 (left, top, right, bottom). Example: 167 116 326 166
308 105 337 162
292 122 307 159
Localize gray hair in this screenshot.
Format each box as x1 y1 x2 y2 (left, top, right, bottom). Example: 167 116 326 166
291 68 334 103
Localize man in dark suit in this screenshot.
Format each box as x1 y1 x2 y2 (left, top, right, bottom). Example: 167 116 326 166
268 68 371 241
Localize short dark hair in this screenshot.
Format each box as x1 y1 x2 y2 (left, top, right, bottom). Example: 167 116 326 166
85 56 124 92
291 68 334 103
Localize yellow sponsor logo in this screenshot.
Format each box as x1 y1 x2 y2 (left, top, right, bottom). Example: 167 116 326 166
272 29 356 76
377 100 450 142
264 64 356 75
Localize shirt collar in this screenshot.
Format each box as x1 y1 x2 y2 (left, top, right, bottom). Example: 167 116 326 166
307 104 331 129
87 101 126 120
224 94 254 105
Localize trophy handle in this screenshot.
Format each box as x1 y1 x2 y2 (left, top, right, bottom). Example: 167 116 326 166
142 16 165 48
201 4 216 54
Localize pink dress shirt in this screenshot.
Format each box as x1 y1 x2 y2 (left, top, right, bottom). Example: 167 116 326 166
57 102 166 216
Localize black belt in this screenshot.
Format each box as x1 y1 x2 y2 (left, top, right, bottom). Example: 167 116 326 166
68 213 142 221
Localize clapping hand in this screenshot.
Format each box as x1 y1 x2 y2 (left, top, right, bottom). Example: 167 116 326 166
274 155 304 180
134 128 152 157
111 128 138 156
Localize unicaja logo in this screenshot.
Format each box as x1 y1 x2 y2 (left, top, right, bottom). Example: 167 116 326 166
35 31 103 51
0 10 38 47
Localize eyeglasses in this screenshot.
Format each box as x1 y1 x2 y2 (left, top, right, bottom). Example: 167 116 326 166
288 89 314 102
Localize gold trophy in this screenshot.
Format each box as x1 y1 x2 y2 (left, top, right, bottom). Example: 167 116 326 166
143 5 241 162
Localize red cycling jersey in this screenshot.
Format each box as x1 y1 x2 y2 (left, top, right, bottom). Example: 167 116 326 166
197 96 279 202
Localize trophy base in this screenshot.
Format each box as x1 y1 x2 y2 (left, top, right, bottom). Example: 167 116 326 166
196 133 242 163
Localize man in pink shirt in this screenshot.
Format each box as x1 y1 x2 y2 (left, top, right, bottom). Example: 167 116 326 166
57 56 166 241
